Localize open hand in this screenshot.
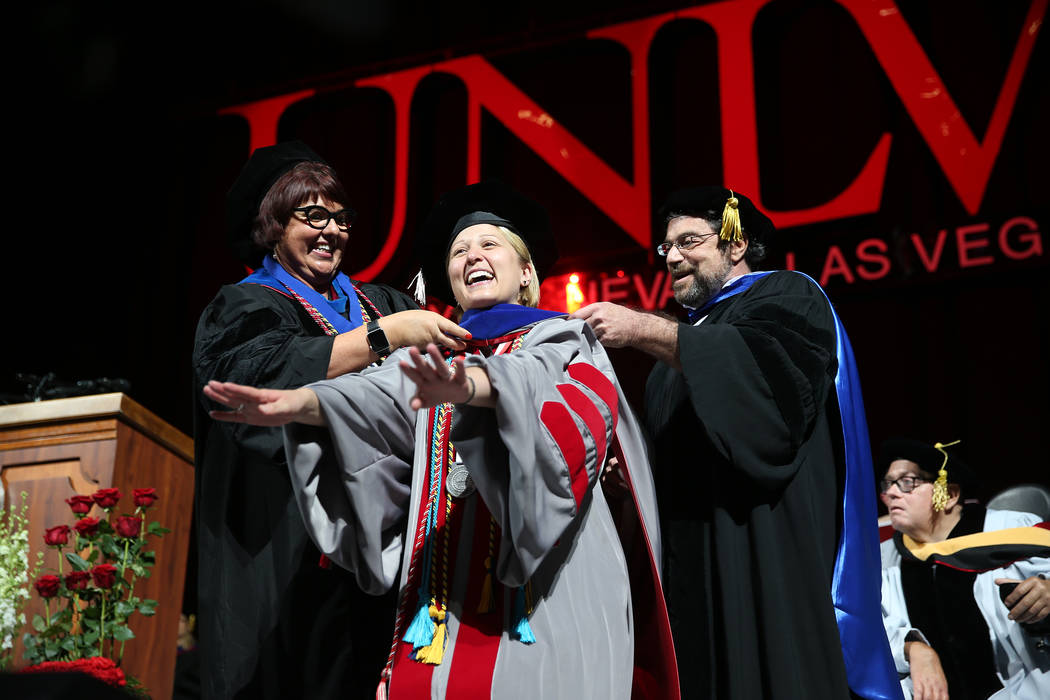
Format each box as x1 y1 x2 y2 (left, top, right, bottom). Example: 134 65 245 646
203 380 322 426
399 344 470 410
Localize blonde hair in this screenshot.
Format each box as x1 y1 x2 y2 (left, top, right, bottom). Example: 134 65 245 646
446 225 541 308
497 226 540 307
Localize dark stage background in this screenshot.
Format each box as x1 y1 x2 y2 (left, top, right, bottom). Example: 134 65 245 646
6 0 1048 501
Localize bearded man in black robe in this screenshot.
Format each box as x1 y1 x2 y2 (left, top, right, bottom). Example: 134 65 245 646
574 187 901 700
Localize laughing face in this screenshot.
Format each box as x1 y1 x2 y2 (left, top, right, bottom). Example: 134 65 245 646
447 224 532 310
273 196 348 293
664 216 735 309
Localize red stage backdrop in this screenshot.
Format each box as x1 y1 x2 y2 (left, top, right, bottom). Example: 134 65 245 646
215 0 1046 316
180 0 1047 496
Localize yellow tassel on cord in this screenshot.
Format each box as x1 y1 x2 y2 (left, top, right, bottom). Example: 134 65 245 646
931 440 961 512
719 190 742 242
477 556 495 614
417 607 447 665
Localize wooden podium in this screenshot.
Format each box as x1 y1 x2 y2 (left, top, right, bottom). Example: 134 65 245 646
0 393 193 699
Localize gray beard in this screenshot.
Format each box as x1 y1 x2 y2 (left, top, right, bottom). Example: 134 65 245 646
674 254 734 309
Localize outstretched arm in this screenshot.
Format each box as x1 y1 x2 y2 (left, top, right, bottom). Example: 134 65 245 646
203 380 325 426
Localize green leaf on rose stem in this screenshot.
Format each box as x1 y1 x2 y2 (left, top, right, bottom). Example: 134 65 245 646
146 521 170 536
65 551 91 571
54 604 74 625
140 550 156 564
115 600 136 617
129 562 146 577
33 614 47 632
83 630 100 646
101 537 121 559
60 636 76 652
87 548 100 563
138 599 158 616
112 625 135 642
81 617 100 631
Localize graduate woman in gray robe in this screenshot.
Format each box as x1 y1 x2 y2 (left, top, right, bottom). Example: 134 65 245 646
203 182 678 700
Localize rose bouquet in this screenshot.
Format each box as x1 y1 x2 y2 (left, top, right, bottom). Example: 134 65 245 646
22 487 168 691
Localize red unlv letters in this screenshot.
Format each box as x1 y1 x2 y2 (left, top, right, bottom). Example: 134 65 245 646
222 0 1046 283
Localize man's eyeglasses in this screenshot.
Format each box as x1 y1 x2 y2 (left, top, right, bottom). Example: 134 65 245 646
879 475 932 494
656 232 719 257
293 205 353 232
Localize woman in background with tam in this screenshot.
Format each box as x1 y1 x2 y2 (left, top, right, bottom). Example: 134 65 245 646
192 142 470 700
879 438 1050 700
203 182 679 699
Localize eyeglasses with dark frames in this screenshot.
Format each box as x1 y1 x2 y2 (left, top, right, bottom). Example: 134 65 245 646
879 475 932 494
293 205 353 232
656 231 719 257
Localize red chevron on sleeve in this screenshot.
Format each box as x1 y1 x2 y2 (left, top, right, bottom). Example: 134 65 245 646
540 401 590 508
557 383 609 468
567 362 618 427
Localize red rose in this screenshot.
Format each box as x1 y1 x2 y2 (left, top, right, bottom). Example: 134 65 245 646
65 495 94 516
73 516 101 537
43 525 70 546
92 488 122 509
34 575 61 598
90 564 118 589
133 488 159 508
65 570 91 591
22 657 127 687
114 515 142 539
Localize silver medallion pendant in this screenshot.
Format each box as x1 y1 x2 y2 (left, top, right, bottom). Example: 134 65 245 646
446 462 475 498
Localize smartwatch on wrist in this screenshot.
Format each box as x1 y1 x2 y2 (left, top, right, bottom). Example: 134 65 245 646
366 320 391 357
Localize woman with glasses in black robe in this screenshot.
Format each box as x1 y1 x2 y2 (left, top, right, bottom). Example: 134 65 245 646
192 142 470 700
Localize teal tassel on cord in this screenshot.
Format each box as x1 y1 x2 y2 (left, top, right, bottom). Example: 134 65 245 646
403 597 435 649
512 587 536 644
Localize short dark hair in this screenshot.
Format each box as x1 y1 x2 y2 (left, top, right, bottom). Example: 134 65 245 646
662 208 768 268
251 161 352 249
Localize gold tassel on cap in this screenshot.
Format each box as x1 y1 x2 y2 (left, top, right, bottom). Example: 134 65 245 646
931 440 961 512
719 189 743 242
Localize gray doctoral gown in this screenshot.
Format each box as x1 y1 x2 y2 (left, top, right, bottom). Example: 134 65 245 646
282 317 669 700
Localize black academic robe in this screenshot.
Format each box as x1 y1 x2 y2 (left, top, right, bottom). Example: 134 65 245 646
645 271 852 700
191 280 417 700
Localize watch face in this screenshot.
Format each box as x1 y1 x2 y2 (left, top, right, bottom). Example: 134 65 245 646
368 322 390 354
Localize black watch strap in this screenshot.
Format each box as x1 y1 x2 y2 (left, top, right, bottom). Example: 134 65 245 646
366 319 391 357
